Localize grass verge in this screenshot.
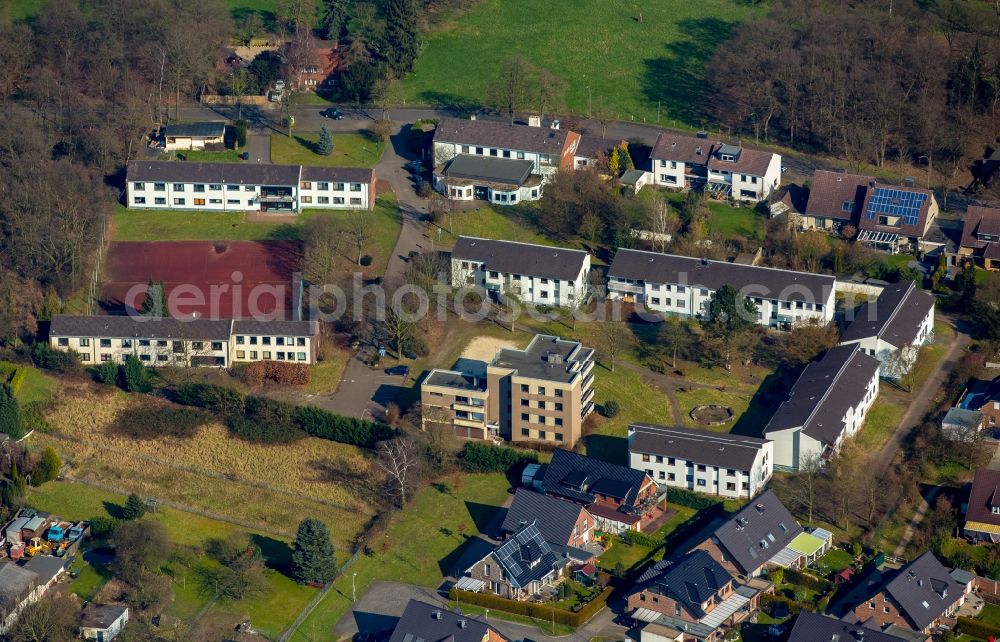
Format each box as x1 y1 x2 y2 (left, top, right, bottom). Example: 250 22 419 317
271 132 385 168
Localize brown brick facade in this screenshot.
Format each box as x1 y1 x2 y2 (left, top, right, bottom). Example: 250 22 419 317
851 591 916 631
692 539 743 579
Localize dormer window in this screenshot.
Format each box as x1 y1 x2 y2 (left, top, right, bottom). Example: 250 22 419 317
842 201 855 212
720 154 735 162
980 233 999 242
993 506 1000 515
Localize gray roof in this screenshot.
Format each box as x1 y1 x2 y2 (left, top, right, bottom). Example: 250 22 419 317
490 521 560 589
942 407 983 430
22 555 66 585
0 564 37 599
452 236 588 282
788 612 907 642
387 600 492 642
231 319 318 337
299 166 375 184
50 314 233 341
163 121 226 138
128 160 302 186
628 423 770 471
575 136 620 159
840 281 934 347
540 448 649 510
423 369 486 391
764 344 881 445
434 118 572 155
608 249 834 304
708 490 802 576
490 334 593 385
881 552 966 631
621 169 647 185
643 550 732 619
80 604 129 629
501 489 588 546
442 155 534 186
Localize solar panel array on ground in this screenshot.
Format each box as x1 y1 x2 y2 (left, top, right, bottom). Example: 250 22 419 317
865 187 927 226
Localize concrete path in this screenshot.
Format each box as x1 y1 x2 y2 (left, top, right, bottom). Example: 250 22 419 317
892 485 943 558
335 581 629 642
244 133 271 163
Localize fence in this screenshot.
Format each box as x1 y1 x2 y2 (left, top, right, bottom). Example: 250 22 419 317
201 94 268 106
449 586 613 629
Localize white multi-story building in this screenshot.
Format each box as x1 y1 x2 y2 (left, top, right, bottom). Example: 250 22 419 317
607 249 835 329
649 132 782 202
764 344 881 471
628 423 773 500
49 315 318 367
451 236 591 308
839 280 935 379
126 161 375 213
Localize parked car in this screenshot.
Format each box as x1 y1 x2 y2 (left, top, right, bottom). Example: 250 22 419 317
385 365 410 377
320 108 344 120
274 80 285 91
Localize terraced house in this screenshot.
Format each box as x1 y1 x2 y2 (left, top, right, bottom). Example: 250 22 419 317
126 161 375 213
431 117 580 202
48 315 318 366
607 249 835 329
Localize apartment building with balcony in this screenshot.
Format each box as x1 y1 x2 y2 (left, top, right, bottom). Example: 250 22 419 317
420 334 595 446
48 315 318 367
126 161 374 213
607 249 835 329
451 237 591 308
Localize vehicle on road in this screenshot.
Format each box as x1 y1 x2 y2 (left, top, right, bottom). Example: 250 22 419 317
385 365 410 377
321 108 344 120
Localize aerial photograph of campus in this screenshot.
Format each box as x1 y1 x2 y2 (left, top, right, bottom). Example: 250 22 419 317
2 0 1000 640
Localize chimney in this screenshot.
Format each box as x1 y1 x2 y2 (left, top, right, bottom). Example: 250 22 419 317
903 177 915 188
528 115 541 128
697 131 708 139
457 620 467 629
432 610 442 620
470 114 476 121
701 257 709 266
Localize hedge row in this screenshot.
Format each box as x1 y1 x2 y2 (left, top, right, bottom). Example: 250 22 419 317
783 568 832 593
449 585 612 627
8 368 26 395
460 442 538 473
665 487 720 510
957 616 1000 640
174 383 395 448
244 361 311 386
621 530 661 548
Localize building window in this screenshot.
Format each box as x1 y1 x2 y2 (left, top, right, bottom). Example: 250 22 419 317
236 350 246 359
475 147 483 155
554 403 563 411
555 389 563 398
350 183 362 192
194 198 205 206
350 198 362 205
209 198 222 204
133 196 147 205
57 338 69 346
100 354 111 362
133 182 145 190
302 196 312 204
174 198 185 206
297 352 306 360
80 354 90 362
100 339 111 348
302 181 312 189
210 184 222 191
155 197 166 205
521 428 529 436
244 185 254 192
227 185 239 191
667 473 675 481
194 184 205 192
333 197 345 205
172 183 185 192
227 199 240 205
697 479 707 486
211 342 223 351
318 196 329 204
555 433 563 441
520 384 529 392
461 145 469 153
726 482 736 491
521 413 529 421
521 399 529 407
140 354 151 362
333 182 345 191
642 453 651 462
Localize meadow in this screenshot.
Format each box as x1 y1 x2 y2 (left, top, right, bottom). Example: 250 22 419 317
401 0 763 126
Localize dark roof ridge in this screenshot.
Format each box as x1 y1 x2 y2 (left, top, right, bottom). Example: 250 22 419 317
794 344 861 433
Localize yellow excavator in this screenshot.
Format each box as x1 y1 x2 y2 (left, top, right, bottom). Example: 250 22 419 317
25 537 50 557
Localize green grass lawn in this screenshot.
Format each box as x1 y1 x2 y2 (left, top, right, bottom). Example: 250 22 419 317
177 149 242 163
111 205 299 242
70 553 111 601
402 0 762 125
587 365 674 463
289 474 511 642
271 132 385 168
856 399 905 450
674 387 753 432
977 602 1000 627
0 361 57 405
813 548 854 576
436 204 557 248
706 201 765 240
596 504 697 571
215 569 319 638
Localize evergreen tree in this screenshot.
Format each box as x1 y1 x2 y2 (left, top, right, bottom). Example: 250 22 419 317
319 0 350 41
317 126 334 156
140 281 166 317
96 360 118 386
3 461 26 510
382 0 420 77
121 354 150 393
701 285 759 371
608 146 621 176
0 383 23 440
619 144 635 171
122 493 146 520
291 518 339 584
31 446 61 486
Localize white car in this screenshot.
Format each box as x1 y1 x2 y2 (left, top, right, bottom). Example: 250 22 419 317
274 80 286 91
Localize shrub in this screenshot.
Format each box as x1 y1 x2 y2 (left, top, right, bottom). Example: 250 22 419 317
244 361 311 386
416 181 433 198
96 361 118 385
174 383 245 415
31 446 61 486
122 494 146 520
121 354 150 393
234 120 248 148
359 255 373 267
665 487 720 510
89 516 121 538
600 400 620 418
294 405 396 448
957 617 1000 639
449 586 612 628
0 383 24 440
400 335 429 358
112 406 206 439
8 368 26 395
621 530 660 548
30 343 79 373
460 442 537 473
227 415 303 443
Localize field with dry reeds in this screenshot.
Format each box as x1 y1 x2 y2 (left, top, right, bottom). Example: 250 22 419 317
37 382 377 545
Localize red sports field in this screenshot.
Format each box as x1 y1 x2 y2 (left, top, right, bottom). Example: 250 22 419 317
101 241 302 319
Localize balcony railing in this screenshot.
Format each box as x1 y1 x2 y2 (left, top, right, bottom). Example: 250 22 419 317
259 193 293 201
609 281 644 294
454 416 487 429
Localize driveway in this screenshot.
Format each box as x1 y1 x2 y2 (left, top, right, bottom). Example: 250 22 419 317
336 581 631 642
320 354 414 420
244 133 271 163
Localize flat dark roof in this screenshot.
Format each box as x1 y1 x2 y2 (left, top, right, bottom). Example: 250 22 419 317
608 249 834 304
628 423 770 471
50 315 317 340
434 117 572 155
490 334 593 384
840 280 934 347
452 236 588 282
442 154 534 186
164 121 226 138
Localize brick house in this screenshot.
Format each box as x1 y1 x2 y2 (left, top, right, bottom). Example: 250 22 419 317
627 551 768 642
848 552 971 635
500 489 595 550
461 522 567 600
963 468 1000 542
958 205 1000 270
957 376 1000 430
388 600 507 642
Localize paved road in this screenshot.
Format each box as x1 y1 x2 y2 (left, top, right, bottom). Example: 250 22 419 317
335 581 630 642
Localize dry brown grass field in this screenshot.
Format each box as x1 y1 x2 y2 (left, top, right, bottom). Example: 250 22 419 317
38 382 376 545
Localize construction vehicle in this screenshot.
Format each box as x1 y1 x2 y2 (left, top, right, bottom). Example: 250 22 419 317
47 523 65 543
67 523 85 542
25 537 50 557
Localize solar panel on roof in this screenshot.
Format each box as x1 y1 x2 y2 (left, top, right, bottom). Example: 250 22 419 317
865 187 928 227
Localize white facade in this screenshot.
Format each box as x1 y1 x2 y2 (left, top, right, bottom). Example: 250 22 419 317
840 304 935 378
129 181 276 212
432 175 541 204
651 157 687 188
433 140 564 181
298 178 372 210
629 440 773 500
649 138 782 202
81 607 129 641
451 256 590 308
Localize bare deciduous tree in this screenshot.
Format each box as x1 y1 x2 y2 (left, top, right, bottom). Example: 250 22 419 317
375 436 421 507
601 320 627 373
347 210 375 265
485 56 537 124
647 198 679 254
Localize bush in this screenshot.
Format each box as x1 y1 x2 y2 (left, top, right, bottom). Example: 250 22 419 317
359 255 373 267
600 400 620 418
0 383 24 440
244 361 311 387
416 181 433 198
30 446 61 486
96 361 118 385
449 586 612 628
89 516 121 538
234 120 248 148
294 406 396 448
665 487 720 510
121 354 150 393
227 415 303 443
621 530 660 548
399 335 429 358
174 383 245 415
8 368 26 395
956 617 1000 640
122 493 146 520
460 442 538 473
30 343 79 373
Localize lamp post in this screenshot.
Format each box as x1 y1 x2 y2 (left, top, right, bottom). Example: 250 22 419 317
352 572 358 603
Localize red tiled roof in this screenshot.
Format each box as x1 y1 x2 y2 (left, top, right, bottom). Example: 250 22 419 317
805 170 875 222
650 132 713 165
961 205 1000 251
